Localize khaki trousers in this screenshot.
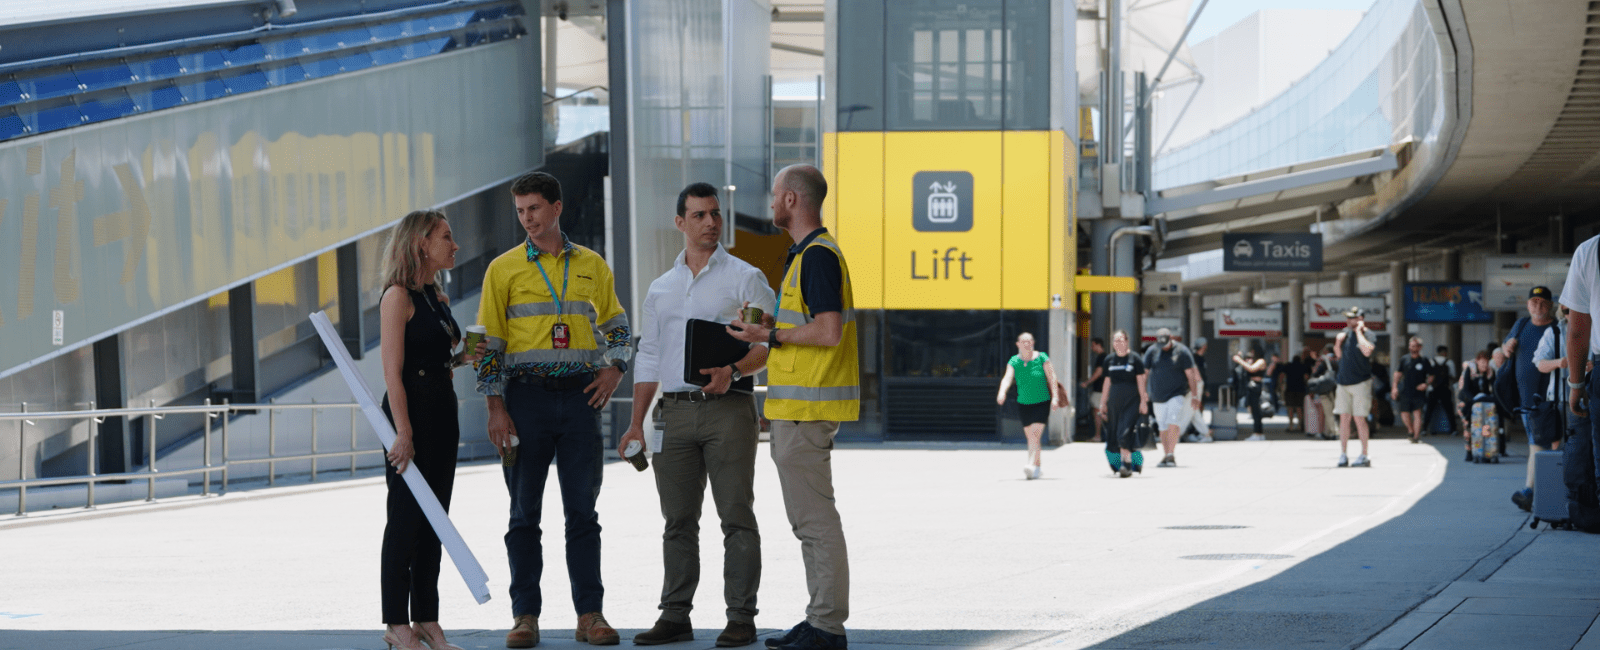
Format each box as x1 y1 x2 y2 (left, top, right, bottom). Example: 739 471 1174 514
769 419 849 635
654 394 762 624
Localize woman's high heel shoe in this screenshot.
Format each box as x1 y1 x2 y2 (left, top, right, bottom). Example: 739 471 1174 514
413 622 465 650
384 624 428 650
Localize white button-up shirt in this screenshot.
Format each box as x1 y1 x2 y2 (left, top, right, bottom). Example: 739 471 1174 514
635 244 778 392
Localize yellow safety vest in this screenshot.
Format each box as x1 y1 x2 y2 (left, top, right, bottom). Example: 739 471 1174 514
765 233 860 422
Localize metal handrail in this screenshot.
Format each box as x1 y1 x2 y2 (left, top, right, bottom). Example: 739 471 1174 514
1 393 653 518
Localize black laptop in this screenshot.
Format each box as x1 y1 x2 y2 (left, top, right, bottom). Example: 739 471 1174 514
684 318 755 393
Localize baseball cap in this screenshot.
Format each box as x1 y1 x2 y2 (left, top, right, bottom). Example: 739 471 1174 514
1529 286 1553 301
1343 306 1363 318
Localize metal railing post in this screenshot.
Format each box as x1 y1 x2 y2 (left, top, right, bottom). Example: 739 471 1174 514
86 400 99 509
202 398 212 496
268 398 277 486
221 400 230 494
349 405 357 476
146 399 161 502
309 398 319 482
17 402 27 516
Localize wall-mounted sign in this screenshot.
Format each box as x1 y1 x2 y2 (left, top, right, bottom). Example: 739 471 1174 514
1404 283 1491 323
1142 271 1183 296
1222 233 1323 272
1484 256 1570 310
1214 308 1285 337
1306 296 1387 331
1141 317 1184 343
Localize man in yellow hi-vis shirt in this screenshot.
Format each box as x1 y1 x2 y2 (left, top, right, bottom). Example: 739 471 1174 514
476 172 631 648
728 164 857 650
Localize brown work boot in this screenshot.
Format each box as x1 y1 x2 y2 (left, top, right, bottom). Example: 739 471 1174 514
633 618 694 645
576 612 620 646
716 621 757 647
506 614 539 648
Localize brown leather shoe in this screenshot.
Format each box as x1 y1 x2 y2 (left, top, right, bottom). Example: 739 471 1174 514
716 621 757 647
506 614 539 648
633 618 694 645
576 612 620 646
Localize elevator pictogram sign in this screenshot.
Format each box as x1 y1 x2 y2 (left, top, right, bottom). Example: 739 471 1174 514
912 171 973 232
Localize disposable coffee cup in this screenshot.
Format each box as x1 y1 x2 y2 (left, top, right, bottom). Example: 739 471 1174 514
501 434 520 467
624 439 648 472
740 307 763 326
463 324 487 353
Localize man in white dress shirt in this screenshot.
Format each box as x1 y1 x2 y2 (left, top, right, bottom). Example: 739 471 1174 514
619 182 778 647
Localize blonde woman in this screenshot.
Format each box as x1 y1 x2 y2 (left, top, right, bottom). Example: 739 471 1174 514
1098 330 1149 478
378 210 481 650
996 332 1062 480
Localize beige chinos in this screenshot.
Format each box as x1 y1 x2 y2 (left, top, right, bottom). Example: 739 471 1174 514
654 393 763 624
769 419 849 635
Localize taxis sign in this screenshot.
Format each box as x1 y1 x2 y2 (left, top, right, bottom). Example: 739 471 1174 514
1223 233 1322 272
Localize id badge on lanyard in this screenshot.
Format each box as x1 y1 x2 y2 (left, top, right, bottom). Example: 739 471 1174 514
533 251 573 350
552 323 570 349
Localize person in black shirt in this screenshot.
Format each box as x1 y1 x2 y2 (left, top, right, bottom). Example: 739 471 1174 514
1391 336 1434 444
1098 330 1149 478
1333 307 1376 467
1276 353 1309 432
1080 337 1107 442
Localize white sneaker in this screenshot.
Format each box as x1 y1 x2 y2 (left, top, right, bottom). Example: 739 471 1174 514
1023 465 1036 480
1247 434 1266 441
1199 435 1215 443
1337 454 1350 467
1353 454 1371 467
1032 466 1042 480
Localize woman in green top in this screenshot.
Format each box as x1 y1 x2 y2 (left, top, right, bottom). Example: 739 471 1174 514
997 332 1062 480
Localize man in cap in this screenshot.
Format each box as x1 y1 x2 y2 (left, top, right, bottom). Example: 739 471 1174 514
1391 336 1435 444
1333 306 1376 467
1142 328 1203 467
1505 286 1557 510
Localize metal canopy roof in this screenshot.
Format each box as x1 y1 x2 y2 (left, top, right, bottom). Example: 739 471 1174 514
1 0 263 28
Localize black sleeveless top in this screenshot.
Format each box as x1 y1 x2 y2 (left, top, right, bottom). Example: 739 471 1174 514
399 284 459 381
1336 327 1373 386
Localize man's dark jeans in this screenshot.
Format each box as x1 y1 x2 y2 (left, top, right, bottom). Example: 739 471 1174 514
503 379 605 617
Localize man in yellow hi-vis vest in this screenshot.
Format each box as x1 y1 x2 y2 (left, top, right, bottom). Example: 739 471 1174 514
728 164 857 650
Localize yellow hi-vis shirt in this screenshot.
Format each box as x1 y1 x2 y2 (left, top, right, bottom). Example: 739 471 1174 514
475 237 631 397
765 232 860 422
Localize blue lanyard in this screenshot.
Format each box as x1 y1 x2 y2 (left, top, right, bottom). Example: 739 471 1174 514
532 252 570 315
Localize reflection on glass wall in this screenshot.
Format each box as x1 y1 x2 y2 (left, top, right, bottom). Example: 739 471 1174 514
1153 0 1441 187
883 310 1048 377
839 0 1050 132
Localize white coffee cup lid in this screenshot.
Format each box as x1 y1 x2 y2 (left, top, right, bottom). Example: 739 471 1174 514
467 324 487 333
624 440 642 456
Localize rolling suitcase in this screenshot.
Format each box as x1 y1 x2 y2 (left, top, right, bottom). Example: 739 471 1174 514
1470 402 1499 463
1212 385 1239 441
1303 394 1327 438
1532 450 1570 529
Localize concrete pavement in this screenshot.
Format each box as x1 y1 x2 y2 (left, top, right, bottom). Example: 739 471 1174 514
2 418 1597 650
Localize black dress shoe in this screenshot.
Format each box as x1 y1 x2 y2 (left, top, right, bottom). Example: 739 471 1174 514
765 622 812 649
717 622 757 647
634 619 693 645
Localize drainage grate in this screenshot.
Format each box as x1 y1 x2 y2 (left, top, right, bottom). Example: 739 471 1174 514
1163 525 1249 530
1181 553 1293 561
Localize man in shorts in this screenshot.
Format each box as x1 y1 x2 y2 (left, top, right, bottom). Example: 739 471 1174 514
1333 306 1377 467
1391 336 1434 444
1142 328 1203 467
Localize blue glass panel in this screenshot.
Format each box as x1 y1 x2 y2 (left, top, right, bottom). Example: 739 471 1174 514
472 6 508 22
0 79 24 107
403 37 453 59
129 56 183 82
302 28 373 54
178 76 229 101
393 18 432 38
368 22 407 42
302 56 343 79
221 70 269 94
428 12 473 32
0 111 26 140
75 63 136 92
338 51 374 72
264 63 308 86
20 69 83 101
369 45 407 66
79 91 138 122
223 43 268 66
502 3 526 17
27 100 84 133
262 38 307 60
137 84 185 110
176 50 229 74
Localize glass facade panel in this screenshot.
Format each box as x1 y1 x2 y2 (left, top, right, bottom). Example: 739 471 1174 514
1154 0 1441 188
